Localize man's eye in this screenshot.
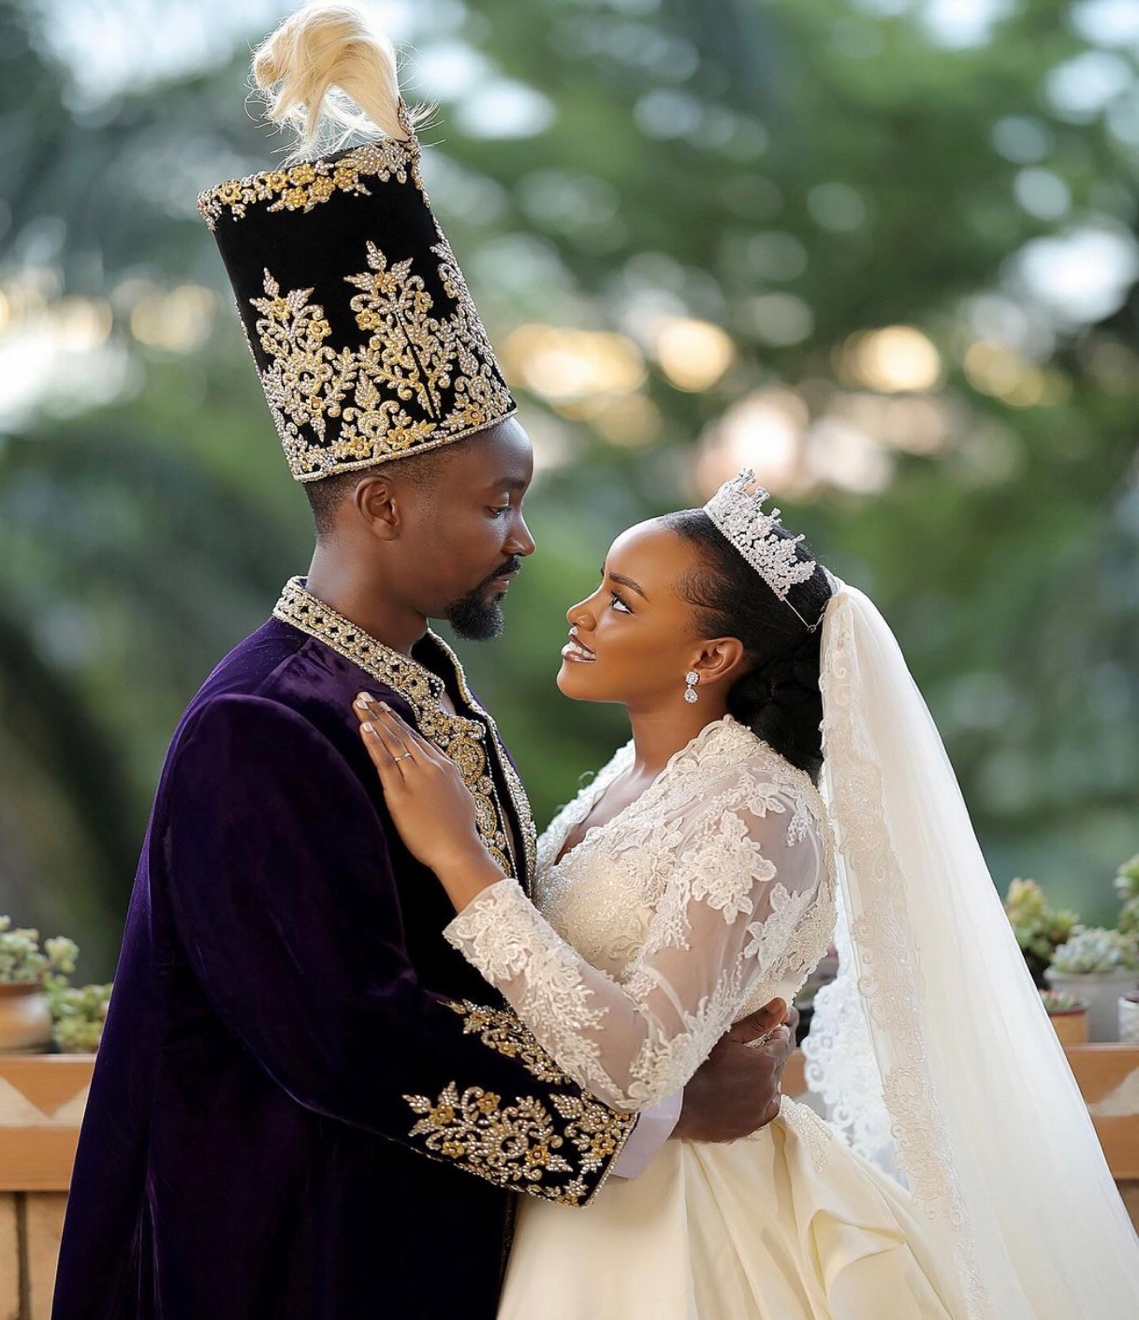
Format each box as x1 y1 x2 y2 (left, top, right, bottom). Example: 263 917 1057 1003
610 592 632 614
488 505 511 518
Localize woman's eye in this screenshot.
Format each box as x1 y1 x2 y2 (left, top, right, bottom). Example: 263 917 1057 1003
488 505 511 518
610 592 632 614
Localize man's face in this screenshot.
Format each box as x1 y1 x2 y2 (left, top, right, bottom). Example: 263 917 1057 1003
390 418 536 639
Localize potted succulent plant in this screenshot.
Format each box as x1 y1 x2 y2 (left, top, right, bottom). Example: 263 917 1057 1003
1003 879 1079 988
48 979 112 1054
1046 927 1139 1042
1115 853 1139 936
0 918 76 1052
0 918 110 1054
1039 990 1089 1045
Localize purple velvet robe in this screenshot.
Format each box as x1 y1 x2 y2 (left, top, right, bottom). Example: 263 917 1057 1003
51 615 633 1320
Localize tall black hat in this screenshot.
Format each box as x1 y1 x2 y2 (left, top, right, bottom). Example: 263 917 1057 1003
197 15 516 483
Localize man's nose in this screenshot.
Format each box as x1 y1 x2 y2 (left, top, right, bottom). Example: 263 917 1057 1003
506 513 536 558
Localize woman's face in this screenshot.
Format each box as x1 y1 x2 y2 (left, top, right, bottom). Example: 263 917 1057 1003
557 519 730 709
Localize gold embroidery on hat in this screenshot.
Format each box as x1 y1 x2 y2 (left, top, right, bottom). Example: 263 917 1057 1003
196 136 421 230
250 236 515 481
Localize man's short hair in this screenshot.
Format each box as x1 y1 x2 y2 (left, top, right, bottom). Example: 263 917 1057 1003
303 439 470 536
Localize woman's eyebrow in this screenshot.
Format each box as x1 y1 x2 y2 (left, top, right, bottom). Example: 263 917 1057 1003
606 570 647 600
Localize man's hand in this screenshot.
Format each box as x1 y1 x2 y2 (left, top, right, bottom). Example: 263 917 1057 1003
671 999 799 1143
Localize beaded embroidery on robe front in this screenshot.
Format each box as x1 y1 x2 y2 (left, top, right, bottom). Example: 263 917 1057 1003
446 717 838 1112
270 582 641 1204
273 577 536 882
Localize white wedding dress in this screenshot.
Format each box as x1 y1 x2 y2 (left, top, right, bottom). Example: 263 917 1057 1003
445 716 969 1319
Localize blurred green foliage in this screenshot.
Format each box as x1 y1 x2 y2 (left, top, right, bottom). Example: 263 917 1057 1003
0 0 1136 976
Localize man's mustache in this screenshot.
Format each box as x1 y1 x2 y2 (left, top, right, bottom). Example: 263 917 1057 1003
479 557 523 588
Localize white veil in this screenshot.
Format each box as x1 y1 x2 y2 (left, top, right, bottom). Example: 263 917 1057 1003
805 581 1139 1319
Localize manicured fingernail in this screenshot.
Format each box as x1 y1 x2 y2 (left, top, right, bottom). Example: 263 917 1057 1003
379 701 392 712
361 721 374 734
355 695 370 709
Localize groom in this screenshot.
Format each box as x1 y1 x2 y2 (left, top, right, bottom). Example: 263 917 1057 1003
51 119 794 1320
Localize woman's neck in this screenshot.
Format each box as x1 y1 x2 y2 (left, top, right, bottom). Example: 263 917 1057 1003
626 698 731 780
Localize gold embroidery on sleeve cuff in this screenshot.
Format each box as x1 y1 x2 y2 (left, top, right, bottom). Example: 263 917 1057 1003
403 1001 637 1206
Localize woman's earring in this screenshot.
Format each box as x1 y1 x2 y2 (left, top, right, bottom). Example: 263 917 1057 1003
684 670 700 704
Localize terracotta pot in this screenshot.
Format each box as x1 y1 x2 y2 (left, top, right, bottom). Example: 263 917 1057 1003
1046 1005 1089 1046
0 981 53 1053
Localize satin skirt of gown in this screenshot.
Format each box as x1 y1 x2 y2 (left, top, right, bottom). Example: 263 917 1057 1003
497 1099 966 1320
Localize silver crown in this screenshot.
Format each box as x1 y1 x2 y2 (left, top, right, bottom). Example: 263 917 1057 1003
703 470 819 629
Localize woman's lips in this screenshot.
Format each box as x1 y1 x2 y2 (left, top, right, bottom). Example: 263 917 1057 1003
561 631 596 663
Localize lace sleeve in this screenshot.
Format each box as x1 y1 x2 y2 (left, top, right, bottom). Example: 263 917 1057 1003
444 775 826 1112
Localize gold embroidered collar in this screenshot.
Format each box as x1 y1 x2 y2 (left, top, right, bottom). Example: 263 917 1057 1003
273 577 536 883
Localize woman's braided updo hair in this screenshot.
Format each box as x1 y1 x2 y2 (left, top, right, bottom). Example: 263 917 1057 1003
662 509 835 784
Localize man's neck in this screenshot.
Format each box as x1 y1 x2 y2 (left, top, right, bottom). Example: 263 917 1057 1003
304 543 428 658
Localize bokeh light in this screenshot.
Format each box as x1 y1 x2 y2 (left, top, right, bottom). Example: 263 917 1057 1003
654 318 736 392
502 324 646 402
840 325 943 393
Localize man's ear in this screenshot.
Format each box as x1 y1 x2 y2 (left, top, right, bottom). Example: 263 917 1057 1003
692 636 747 688
354 475 401 541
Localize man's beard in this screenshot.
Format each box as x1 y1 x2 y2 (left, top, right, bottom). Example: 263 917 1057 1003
445 558 522 641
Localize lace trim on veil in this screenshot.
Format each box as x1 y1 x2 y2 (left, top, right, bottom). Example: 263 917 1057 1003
800 899 895 1168
818 594 995 1319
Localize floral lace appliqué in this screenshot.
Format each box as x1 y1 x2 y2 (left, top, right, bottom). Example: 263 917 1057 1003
445 717 838 1114
684 811 776 922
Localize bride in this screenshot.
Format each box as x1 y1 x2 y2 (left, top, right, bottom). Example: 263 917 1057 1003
356 470 1139 1319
